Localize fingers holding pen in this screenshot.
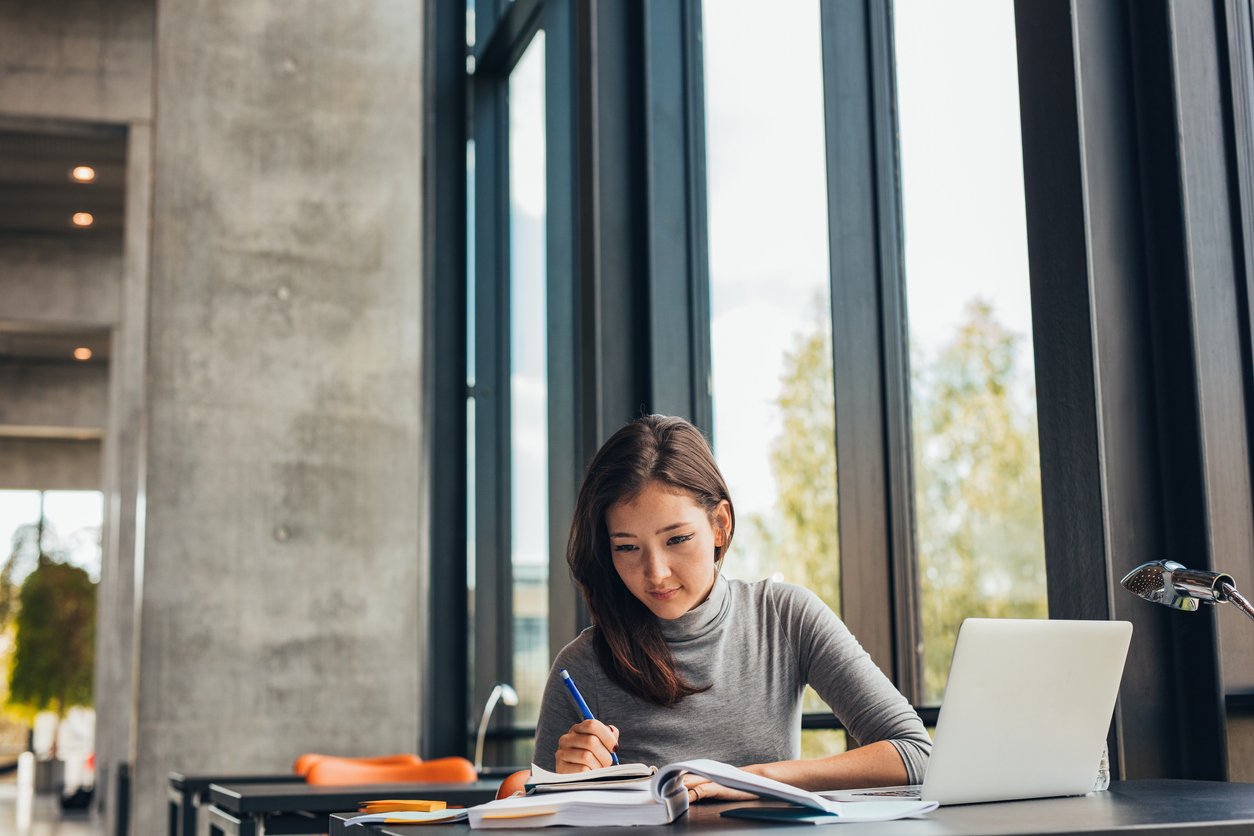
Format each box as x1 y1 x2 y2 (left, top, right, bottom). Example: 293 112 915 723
555 719 620 773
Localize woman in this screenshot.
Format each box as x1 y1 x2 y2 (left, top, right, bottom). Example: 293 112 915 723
532 415 931 803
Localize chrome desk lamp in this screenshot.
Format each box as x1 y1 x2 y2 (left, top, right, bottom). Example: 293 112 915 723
1121 560 1254 622
474 682 519 773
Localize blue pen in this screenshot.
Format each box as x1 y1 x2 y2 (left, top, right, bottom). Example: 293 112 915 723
560 668 619 765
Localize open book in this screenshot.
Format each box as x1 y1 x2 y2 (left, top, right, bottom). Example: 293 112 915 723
466 759 937 828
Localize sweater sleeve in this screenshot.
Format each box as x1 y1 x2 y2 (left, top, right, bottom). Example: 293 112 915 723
772 583 932 784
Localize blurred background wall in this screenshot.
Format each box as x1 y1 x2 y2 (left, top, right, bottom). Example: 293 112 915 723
0 1 429 833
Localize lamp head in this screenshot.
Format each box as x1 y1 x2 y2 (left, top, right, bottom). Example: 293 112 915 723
497 683 519 707
1120 560 1234 611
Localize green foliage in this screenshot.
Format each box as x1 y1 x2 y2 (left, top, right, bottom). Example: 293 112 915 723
0 522 40 627
741 307 840 609
749 296 1047 708
911 299 1047 702
8 555 96 718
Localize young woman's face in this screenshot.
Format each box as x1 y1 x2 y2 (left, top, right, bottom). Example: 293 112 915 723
605 481 731 620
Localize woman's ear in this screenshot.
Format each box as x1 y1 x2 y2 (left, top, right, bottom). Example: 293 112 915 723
714 499 732 542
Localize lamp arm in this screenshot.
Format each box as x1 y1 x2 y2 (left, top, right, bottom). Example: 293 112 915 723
473 689 502 773
1220 580 1254 623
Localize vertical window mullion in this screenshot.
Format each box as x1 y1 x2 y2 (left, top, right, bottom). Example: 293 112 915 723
543 0 586 651
870 0 922 707
423 0 470 760
818 0 914 697
642 0 711 425
471 57 513 746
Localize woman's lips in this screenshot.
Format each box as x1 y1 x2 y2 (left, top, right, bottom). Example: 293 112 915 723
648 587 680 600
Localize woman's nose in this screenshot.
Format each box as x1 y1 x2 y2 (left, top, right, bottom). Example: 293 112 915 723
642 550 670 582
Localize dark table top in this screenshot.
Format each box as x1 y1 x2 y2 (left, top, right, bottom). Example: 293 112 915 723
209 780 501 815
169 771 305 793
326 780 1254 836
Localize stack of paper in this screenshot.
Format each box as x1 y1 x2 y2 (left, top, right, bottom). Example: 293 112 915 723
468 787 687 829
525 762 656 793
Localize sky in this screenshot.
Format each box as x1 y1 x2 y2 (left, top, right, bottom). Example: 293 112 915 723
508 31 549 572
704 0 1036 525
496 0 1038 571
0 489 103 583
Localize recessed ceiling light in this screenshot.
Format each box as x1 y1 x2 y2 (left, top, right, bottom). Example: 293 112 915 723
71 212 94 227
73 347 93 361
70 166 96 183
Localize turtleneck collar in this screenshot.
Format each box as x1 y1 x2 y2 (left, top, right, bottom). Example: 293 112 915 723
657 572 731 642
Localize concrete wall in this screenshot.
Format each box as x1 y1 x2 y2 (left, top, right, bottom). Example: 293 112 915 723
0 0 154 123
0 438 101 489
0 235 122 327
131 1 425 833
0 359 108 433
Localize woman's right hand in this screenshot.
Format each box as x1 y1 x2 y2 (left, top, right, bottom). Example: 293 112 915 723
555 720 620 773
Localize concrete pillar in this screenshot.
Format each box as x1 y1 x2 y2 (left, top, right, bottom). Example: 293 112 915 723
93 121 152 832
131 2 425 833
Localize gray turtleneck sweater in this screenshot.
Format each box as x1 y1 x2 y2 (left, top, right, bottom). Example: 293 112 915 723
531 575 932 784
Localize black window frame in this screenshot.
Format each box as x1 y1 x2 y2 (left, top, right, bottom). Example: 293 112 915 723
424 0 1254 778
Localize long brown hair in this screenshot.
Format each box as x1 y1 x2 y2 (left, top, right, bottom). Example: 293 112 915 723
567 415 736 707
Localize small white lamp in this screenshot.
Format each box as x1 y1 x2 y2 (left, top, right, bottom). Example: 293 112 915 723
474 683 519 772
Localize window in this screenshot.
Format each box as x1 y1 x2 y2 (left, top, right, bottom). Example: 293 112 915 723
432 0 1252 782
703 0 844 757
466 1 555 768
893 0 1047 705
507 30 549 735
454 0 1047 758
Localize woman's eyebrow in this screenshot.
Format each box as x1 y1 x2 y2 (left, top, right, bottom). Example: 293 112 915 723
609 521 689 538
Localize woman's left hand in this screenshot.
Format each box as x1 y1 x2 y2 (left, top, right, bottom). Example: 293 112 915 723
682 766 766 804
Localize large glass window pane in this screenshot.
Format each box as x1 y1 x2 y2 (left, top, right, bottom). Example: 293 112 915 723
894 0 1048 705
508 31 548 734
703 0 840 755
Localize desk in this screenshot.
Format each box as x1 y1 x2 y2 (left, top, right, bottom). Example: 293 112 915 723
207 780 500 836
167 772 304 836
325 780 1254 836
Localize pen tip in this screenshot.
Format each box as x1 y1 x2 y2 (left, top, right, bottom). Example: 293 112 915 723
560 669 570 680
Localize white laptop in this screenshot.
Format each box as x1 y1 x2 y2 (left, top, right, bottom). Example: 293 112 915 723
828 618 1132 806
